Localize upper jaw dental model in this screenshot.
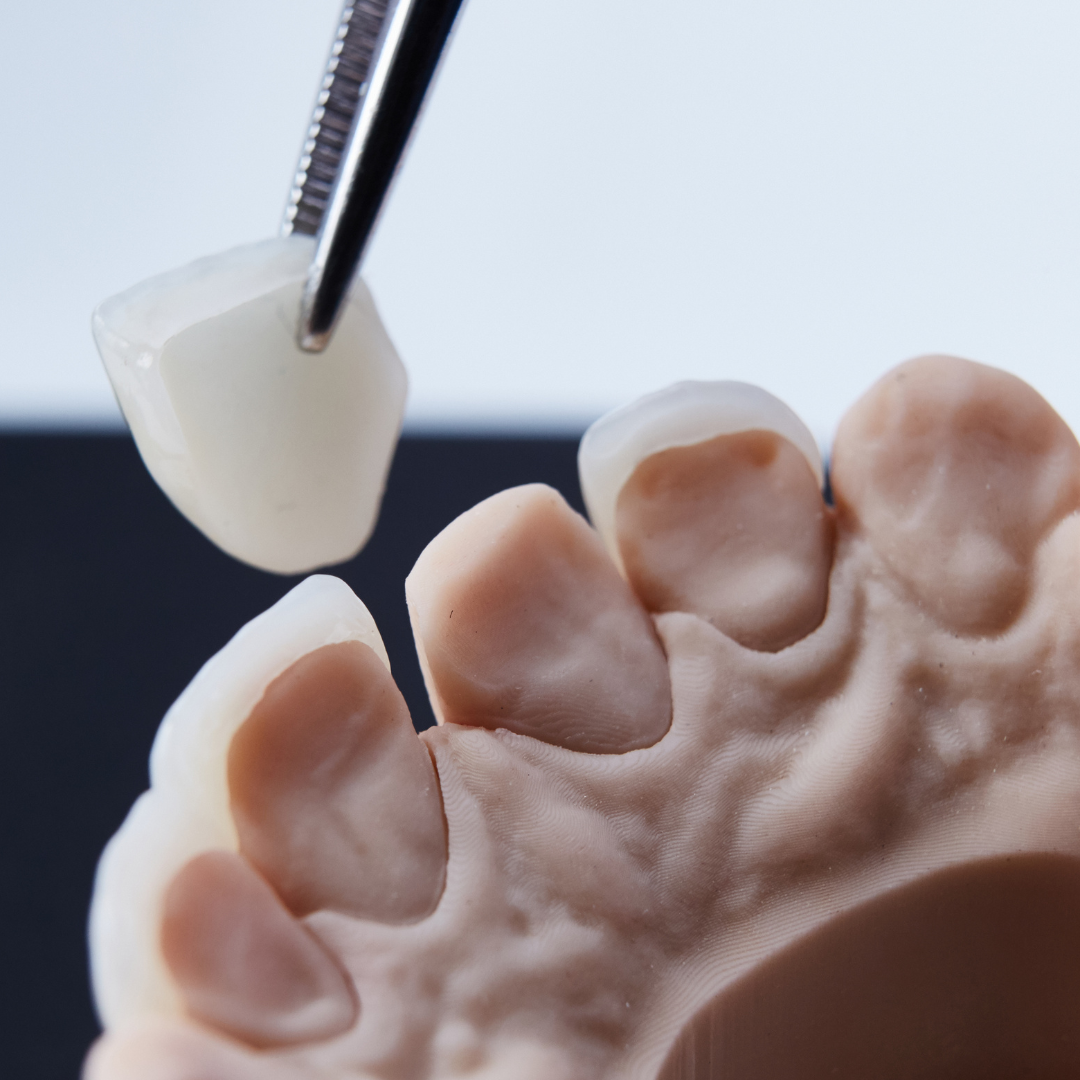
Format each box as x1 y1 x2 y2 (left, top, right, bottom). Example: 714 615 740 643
81 3 1080 1076
84 354 1080 1079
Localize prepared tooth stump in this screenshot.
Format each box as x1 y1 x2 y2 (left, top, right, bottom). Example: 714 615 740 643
86 356 1080 1080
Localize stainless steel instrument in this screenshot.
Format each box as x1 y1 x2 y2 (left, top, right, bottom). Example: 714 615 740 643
283 0 466 351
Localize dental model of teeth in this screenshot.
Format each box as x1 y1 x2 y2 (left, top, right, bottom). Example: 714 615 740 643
92 236 406 575
85 355 1080 1079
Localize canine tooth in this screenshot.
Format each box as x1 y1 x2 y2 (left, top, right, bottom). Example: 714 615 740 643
89 576 387 1031
92 236 406 574
578 380 823 574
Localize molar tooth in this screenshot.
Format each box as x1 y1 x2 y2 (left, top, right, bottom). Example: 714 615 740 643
92 236 406 574
578 381 824 574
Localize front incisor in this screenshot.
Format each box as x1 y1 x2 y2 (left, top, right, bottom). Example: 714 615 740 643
407 484 672 754
616 430 834 652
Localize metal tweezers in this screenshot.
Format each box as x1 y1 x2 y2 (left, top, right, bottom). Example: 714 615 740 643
283 0 466 352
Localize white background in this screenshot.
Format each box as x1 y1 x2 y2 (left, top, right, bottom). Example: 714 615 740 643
3 1 1080 442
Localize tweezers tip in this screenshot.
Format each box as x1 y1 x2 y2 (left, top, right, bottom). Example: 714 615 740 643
297 312 331 353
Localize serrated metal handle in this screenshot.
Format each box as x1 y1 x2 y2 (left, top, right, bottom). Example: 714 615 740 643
283 2 391 238
286 0 467 352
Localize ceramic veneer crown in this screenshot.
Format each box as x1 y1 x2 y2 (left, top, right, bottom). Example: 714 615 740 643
93 236 406 574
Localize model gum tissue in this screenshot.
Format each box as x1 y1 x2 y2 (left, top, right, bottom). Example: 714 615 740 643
92 236 406 574
85 355 1080 1079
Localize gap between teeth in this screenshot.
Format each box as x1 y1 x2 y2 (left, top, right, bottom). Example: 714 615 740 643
578 380 824 575
88 576 388 1032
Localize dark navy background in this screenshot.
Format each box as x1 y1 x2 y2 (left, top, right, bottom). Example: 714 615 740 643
0 433 583 1078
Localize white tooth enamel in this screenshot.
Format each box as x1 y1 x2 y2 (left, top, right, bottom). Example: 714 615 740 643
578 381 824 574
88 575 389 1032
92 236 406 575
